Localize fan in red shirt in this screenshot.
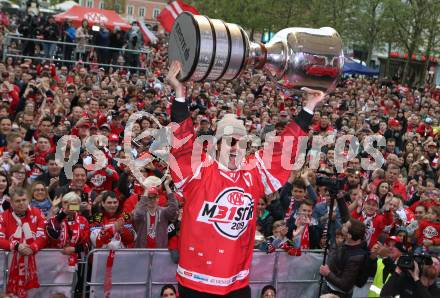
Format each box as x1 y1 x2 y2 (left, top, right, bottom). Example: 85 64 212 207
82 98 107 127
84 155 119 193
90 191 136 249
371 163 407 201
408 189 440 213
0 74 20 113
30 135 54 181
166 61 324 297
351 194 391 248
416 206 440 251
0 188 47 297
311 112 334 134
46 192 90 270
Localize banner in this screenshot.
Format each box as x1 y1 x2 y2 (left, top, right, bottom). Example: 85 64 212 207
138 19 158 45
157 0 200 32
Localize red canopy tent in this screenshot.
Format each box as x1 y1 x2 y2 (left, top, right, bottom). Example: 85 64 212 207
54 6 131 31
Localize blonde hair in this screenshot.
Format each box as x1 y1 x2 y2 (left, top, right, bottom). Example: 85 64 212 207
63 192 81 205
29 181 48 199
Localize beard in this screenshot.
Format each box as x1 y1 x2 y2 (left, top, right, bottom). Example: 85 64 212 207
422 265 438 280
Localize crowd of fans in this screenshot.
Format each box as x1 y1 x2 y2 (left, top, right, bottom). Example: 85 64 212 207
0 7 439 298
0 9 150 68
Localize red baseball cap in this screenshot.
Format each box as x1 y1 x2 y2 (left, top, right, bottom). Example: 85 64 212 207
108 133 119 142
364 193 379 205
148 186 159 196
386 236 407 252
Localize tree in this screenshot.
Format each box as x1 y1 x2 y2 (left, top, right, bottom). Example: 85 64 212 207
104 0 126 14
387 0 432 84
349 0 387 66
420 1 440 83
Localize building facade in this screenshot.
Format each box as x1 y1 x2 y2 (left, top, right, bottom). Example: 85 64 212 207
79 0 167 25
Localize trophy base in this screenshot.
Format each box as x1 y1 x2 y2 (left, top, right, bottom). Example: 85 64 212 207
168 12 248 82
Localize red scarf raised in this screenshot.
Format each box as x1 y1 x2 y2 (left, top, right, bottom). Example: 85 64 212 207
7 211 39 298
300 224 310 249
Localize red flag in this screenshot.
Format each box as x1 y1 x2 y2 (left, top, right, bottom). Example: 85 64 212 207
157 0 200 32
138 19 158 44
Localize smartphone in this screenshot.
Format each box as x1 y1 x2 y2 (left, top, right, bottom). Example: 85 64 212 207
68 204 80 211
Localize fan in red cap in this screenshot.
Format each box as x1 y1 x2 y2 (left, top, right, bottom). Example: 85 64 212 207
107 134 120 158
132 176 178 249
147 186 159 196
351 194 392 248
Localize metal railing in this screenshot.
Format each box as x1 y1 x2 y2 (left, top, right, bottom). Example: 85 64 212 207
2 34 154 72
0 248 437 297
0 249 78 297
82 248 330 298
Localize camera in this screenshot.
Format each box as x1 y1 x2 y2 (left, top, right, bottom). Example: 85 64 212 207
316 171 345 195
397 253 433 271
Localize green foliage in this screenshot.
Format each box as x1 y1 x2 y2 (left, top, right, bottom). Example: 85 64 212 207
104 0 126 13
189 0 439 65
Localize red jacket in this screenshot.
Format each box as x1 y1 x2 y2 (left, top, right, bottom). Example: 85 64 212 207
46 212 90 249
90 211 135 249
0 207 46 252
170 115 306 295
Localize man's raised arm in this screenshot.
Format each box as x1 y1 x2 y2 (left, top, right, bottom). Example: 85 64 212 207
256 88 325 194
166 61 197 190
167 61 189 123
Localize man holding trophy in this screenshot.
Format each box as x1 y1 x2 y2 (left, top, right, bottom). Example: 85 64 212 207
165 12 343 297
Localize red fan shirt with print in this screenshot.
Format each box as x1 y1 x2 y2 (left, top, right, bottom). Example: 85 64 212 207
170 115 307 295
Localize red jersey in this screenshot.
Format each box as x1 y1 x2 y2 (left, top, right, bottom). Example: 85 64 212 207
170 116 306 295
0 207 46 251
87 168 119 193
351 210 389 248
90 212 135 249
416 220 440 246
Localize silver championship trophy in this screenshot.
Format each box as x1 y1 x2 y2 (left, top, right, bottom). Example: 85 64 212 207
168 12 344 92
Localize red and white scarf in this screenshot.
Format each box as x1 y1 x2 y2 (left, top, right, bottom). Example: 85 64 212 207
59 212 82 269
300 224 310 249
362 211 376 245
7 211 39 298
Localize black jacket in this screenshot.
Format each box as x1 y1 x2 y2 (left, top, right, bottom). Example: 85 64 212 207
325 241 369 293
380 271 440 298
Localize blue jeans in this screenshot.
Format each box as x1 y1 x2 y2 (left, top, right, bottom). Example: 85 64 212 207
43 43 57 59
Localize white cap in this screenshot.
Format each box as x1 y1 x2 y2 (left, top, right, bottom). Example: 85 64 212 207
215 114 247 140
